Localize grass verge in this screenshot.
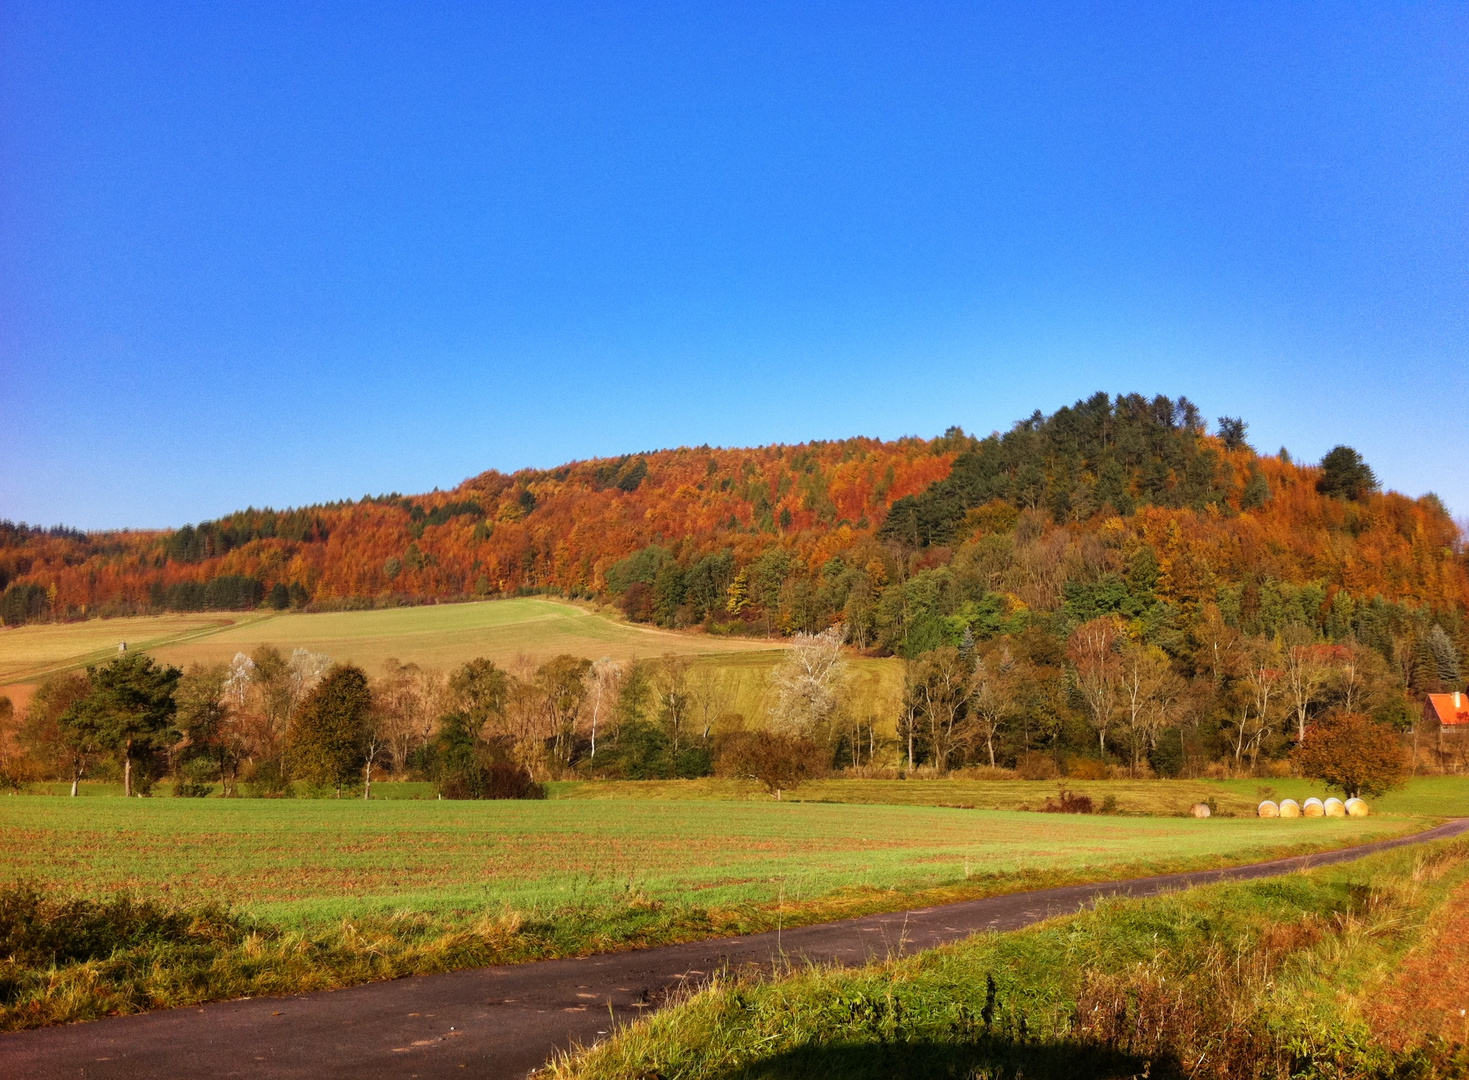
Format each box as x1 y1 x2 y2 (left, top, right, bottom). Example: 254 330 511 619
546 840 1469 1080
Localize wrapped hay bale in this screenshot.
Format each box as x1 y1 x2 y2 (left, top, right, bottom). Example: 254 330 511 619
1303 797 1325 817
1190 802 1211 818
1345 797 1369 817
1324 797 1346 817
1258 800 1279 818
1278 798 1301 818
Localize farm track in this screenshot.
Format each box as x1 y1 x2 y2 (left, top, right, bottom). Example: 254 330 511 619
0 614 266 685
5 817 1467 1080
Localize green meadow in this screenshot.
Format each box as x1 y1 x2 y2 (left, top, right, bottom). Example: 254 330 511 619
551 775 1469 817
0 795 1426 926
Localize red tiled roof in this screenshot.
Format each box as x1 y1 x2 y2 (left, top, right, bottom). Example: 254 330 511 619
1425 693 1469 726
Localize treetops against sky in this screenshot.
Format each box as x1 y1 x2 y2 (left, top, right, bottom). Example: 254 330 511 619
0 394 1465 657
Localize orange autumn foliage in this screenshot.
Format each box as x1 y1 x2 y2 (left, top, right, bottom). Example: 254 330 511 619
1 432 1464 625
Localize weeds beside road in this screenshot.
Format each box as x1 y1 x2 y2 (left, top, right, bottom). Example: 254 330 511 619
550 839 1469 1080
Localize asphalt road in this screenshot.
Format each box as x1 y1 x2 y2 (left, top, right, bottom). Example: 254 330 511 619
5 818 1466 1080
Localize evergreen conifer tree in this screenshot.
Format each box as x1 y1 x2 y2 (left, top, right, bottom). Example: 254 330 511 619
1429 625 1462 688
68 654 181 796
288 664 371 795
1316 446 1378 501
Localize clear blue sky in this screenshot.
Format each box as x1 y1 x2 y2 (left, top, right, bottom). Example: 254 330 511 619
3 2 1466 530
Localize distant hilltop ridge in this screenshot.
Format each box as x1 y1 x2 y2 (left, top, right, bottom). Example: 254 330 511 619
1 393 1464 664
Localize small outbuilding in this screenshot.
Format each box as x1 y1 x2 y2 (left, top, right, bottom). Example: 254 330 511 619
1424 691 1469 770
1425 691 1469 737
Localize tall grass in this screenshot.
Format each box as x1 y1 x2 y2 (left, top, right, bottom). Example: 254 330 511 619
0 887 741 1030
547 841 1469 1080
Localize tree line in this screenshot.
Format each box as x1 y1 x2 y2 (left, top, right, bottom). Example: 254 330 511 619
0 636 847 798
0 610 1435 800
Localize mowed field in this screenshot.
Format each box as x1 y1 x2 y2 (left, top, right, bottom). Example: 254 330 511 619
551 775 1469 817
0 598 779 683
0 796 1425 928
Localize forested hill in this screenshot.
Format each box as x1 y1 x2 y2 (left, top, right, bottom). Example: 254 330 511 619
2 392 1465 668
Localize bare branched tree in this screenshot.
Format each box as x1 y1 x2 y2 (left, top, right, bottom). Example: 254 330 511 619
1283 641 1335 743
1068 617 1123 755
586 658 623 763
970 646 1016 768
769 624 847 738
1117 643 1180 776
911 646 971 773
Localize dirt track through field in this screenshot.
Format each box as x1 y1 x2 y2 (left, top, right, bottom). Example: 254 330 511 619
6 818 1467 1080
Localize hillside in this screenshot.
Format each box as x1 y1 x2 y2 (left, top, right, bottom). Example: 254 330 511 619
2 393 1465 667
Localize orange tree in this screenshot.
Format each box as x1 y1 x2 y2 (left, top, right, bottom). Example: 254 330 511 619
1291 711 1406 800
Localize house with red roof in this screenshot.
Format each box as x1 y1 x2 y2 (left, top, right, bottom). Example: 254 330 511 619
1425 692 1469 770
1424 691 1469 730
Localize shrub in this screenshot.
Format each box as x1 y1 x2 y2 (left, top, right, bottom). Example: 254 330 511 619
242 758 292 797
1064 757 1113 781
1148 728 1184 778
439 762 545 800
1042 787 1094 814
1016 752 1059 780
0 883 243 969
718 730 824 798
487 763 546 799
951 765 1019 780
172 757 215 797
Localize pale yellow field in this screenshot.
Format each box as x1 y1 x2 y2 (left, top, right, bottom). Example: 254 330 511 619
0 598 776 680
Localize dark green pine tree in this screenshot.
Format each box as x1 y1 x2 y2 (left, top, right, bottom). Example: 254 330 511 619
1429 625 1462 689
71 653 182 796
288 664 372 795
1241 467 1271 510
1316 446 1378 501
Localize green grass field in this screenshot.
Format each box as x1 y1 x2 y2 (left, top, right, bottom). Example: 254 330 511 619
549 775 1469 817
27 774 1469 816
0 795 1425 926
0 792 1443 1033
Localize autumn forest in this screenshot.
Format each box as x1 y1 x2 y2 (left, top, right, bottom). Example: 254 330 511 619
2 392 1466 783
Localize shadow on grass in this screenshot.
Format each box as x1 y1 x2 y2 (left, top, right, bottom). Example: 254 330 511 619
709 1037 1175 1080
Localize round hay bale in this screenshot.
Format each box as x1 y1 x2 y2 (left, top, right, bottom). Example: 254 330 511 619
1278 798 1301 818
1324 797 1346 817
1345 798 1369 817
1257 800 1279 818
1190 802 1211 818
1303 797 1324 817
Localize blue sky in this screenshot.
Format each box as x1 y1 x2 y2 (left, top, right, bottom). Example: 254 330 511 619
2 2 1466 530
